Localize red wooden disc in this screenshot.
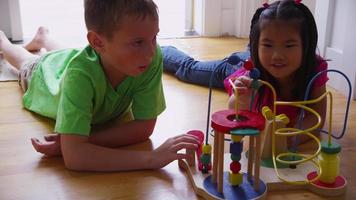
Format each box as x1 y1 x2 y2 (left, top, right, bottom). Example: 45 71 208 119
307 171 346 188
211 109 265 133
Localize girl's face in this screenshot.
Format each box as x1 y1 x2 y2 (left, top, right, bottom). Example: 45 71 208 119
258 20 302 84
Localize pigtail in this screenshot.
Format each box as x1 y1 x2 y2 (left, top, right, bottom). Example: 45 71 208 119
292 1 318 100
249 7 265 41
249 6 275 111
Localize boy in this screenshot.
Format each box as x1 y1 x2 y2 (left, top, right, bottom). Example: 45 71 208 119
0 0 199 171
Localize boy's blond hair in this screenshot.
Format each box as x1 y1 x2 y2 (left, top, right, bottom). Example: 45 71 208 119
84 0 158 39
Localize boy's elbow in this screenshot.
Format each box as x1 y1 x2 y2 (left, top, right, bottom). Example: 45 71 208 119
61 135 89 171
62 151 85 171
137 126 154 143
64 160 80 171
140 118 156 139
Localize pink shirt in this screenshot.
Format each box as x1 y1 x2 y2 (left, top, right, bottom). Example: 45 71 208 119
224 56 329 121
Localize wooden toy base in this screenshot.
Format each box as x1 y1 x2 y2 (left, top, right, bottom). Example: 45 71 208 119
179 159 267 200
307 171 347 197
179 152 347 199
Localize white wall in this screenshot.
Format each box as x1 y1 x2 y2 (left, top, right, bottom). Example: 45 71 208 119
234 0 261 38
0 0 23 41
233 0 316 38
221 0 235 36
193 0 203 35
0 0 11 37
198 0 316 37
193 0 222 36
315 0 356 99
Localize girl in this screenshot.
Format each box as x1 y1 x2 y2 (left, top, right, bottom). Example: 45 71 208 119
228 0 328 143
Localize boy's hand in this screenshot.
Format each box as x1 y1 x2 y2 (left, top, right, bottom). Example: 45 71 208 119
150 134 200 169
31 134 62 157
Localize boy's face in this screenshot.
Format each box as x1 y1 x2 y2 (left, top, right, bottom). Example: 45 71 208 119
98 15 159 82
258 20 302 85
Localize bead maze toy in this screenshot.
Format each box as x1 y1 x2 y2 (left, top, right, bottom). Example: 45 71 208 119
178 60 352 199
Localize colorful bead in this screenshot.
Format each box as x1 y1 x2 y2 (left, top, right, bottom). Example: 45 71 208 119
231 135 243 142
230 161 241 173
198 163 203 170
243 60 253 70
230 142 243 155
249 68 260 79
276 114 290 125
262 106 274 120
230 154 242 161
227 55 241 65
202 144 212 154
200 154 211 164
229 172 243 186
295 0 302 5
202 168 209 173
251 79 260 89
198 163 212 171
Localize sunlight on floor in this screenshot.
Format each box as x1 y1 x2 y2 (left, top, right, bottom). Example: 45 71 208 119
19 0 186 48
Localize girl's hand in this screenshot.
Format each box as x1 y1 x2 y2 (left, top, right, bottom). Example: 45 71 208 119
150 134 200 169
233 75 253 94
228 75 253 109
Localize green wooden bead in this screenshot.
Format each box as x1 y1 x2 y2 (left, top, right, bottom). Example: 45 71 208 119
231 154 242 161
200 154 211 164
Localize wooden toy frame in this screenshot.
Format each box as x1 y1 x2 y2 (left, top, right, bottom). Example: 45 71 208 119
179 69 351 200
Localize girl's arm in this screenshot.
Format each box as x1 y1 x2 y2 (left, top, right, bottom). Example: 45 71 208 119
293 85 327 144
61 133 200 171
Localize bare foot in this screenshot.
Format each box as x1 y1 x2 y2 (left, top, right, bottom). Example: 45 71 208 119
24 27 50 52
31 134 62 157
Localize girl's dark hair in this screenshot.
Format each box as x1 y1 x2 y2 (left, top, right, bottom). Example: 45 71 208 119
249 0 318 108
84 0 158 39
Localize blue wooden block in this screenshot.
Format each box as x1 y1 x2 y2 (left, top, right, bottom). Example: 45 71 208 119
230 142 243 155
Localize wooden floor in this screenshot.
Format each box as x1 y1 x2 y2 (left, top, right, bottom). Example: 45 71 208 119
0 37 355 200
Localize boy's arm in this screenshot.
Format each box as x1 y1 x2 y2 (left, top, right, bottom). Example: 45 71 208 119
61 133 200 171
89 118 157 148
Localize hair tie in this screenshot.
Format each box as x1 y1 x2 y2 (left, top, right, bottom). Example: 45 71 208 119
263 3 269 8
295 0 302 5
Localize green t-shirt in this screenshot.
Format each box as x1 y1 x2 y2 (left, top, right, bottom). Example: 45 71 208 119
22 45 165 136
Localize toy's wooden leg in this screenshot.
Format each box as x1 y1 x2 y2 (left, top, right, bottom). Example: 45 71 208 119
260 120 272 159
248 136 255 180
212 130 219 183
217 132 225 193
254 135 261 191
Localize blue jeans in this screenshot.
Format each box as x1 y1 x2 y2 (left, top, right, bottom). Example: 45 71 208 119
162 46 250 88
